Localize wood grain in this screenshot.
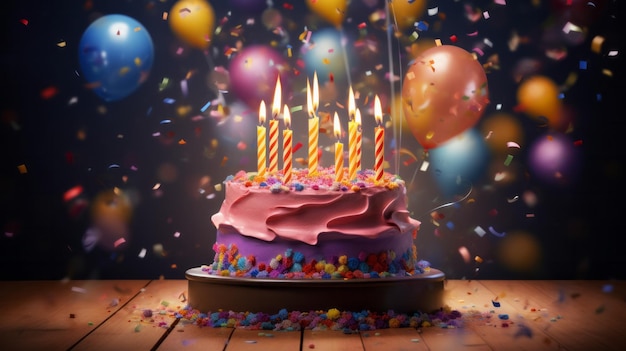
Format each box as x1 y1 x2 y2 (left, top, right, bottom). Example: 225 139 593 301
0 280 149 351
0 279 624 351
70 279 186 351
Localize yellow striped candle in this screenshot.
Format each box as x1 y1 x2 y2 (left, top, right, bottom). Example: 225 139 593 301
257 100 267 177
355 108 362 171
269 77 282 173
307 76 319 175
347 86 357 181
282 105 292 184
348 119 357 181
374 95 384 182
333 112 344 183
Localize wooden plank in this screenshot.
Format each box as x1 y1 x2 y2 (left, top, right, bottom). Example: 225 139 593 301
302 330 363 351
360 328 428 351
0 280 149 351
225 329 302 351
481 280 626 351
418 327 492 351
70 279 187 351
156 325 233 350
443 279 562 350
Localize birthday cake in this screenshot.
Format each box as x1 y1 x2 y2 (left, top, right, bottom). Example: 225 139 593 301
201 167 427 279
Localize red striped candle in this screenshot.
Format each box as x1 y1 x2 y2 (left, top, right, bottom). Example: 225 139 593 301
282 105 292 184
374 95 384 182
269 77 282 174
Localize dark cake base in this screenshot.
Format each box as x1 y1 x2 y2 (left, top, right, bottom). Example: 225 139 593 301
185 267 445 314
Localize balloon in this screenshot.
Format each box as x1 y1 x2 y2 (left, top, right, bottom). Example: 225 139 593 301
305 0 347 27
402 45 490 150
169 0 215 49
528 133 581 186
230 0 267 13
550 0 607 26
78 14 154 102
301 28 351 86
516 75 562 128
389 0 426 31
228 45 291 109
429 129 489 196
480 112 524 154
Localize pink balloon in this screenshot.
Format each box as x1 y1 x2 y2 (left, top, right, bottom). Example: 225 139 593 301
402 45 490 150
228 45 291 109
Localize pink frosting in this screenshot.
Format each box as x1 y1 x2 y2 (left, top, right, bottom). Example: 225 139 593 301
211 182 421 245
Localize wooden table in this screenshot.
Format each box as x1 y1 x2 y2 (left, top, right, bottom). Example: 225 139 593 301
0 279 624 350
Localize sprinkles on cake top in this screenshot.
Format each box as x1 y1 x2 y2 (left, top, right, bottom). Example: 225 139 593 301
225 166 405 192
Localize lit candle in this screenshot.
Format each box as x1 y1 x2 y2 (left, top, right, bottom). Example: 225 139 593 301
374 95 384 182
333 112 344 183
348 86 357 181
257 100 267 177
269 77 281 174
307 73 319 175
355 108 362 171
282 105 292 184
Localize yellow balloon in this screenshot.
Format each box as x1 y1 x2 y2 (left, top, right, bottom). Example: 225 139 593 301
169 0 215 49
305 0 347 27
389 0 426 31
517 75 562 128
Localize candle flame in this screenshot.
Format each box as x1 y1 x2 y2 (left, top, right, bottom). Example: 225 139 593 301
259 100 266 124
313 72 319 112
374 95 382 125
307 78 313 118
272 76 282 118
348 86 355 121
283 104 291 129
355 108 361 126
333 112 341 139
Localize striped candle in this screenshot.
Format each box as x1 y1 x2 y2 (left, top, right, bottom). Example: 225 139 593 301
269 119 279 173
333 112 344 183
347 86 357 181
307 76 319 175
257 100 267 177
348 119 357 181
282 105 292 184
269 77 282 174
374 95 384 182
355 108 362 171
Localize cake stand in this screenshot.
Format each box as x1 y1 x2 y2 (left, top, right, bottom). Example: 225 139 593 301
185 267 445 314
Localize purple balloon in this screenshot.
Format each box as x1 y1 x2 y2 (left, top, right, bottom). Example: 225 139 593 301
528 133 581 185
229 0 267 12
228 45 290 109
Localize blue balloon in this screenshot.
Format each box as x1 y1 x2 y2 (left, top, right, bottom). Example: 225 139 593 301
429 129 489 196
78 14 154 102
301 28 353 86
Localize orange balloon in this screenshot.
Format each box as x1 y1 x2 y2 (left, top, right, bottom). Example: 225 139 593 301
389 0 427 31
480 112 524 154
305 0 347 27
402 45 490 150
516 75 562 128
169 0 215 49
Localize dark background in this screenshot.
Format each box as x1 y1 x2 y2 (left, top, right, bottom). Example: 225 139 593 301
1 0 624 281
